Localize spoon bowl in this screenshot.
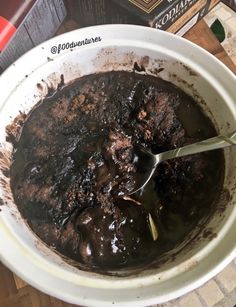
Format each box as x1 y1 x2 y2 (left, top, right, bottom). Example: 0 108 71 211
131 131 236 194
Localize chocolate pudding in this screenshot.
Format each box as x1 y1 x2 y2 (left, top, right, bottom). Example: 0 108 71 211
8 71 224 273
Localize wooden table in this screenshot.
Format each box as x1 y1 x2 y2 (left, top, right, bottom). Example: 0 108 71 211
1 19 236 307
184 19 236 74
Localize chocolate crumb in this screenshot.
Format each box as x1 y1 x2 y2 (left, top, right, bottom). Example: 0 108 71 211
133 61 145 72
37 83 43 91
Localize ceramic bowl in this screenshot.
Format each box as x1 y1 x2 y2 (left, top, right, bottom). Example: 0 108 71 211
0 25 236 306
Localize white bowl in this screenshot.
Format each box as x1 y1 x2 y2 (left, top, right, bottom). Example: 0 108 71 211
0 25 236 307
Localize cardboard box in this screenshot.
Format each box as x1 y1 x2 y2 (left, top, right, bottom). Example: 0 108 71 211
174 0 220 35
66 0 220 35
0 0 67 72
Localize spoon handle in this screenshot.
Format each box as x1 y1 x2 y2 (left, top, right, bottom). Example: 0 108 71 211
157 131 236 163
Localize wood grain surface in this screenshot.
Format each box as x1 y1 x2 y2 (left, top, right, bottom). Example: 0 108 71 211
184 20 236 74
0 262 77 307
0 19 236 307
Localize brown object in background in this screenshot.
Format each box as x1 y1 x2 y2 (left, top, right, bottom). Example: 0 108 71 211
66 0 200 29
65 0 138 26
184 20 236 75
167 0 207 34
0 261 77 307
0 0 67 73
65 0 220 35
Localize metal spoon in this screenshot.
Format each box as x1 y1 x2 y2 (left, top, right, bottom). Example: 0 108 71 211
131 131 236 194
